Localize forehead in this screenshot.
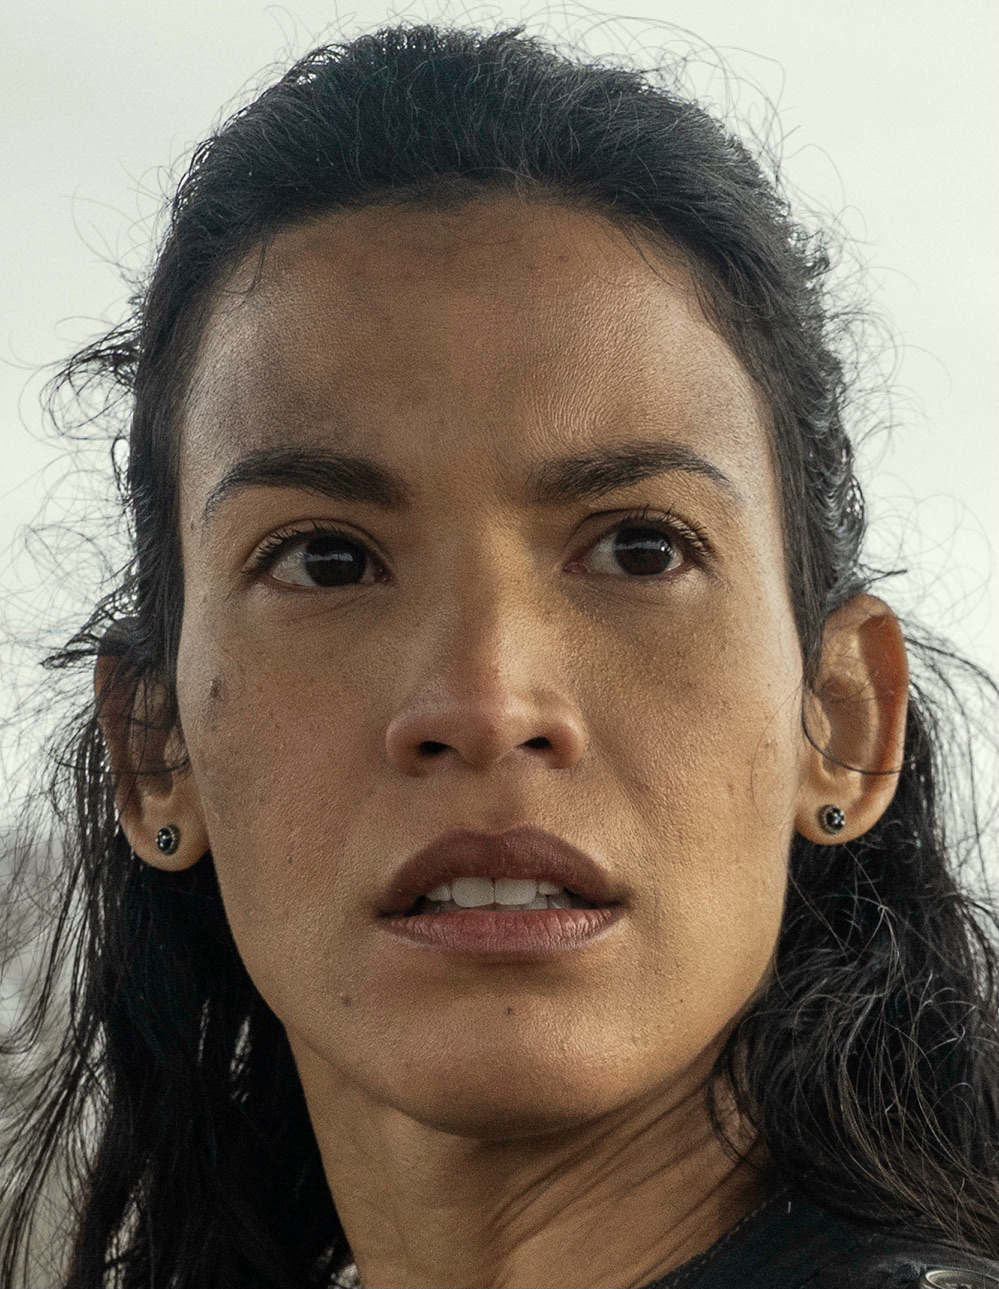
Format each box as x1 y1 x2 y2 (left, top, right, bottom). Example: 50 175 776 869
181 195 769 503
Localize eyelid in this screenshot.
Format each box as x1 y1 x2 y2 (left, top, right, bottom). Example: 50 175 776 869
250 520 344 571
593 504 712 560
245 505 713 584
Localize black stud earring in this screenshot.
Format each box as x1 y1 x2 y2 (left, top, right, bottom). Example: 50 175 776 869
819 804 846 836
156 824 181 855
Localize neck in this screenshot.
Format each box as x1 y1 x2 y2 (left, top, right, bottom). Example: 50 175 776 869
293 1044 778 1289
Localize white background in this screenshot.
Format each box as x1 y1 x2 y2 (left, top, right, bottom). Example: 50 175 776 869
2 0 998 800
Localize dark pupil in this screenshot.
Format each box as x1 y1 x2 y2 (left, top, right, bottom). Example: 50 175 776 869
614 526 675 576
302 536 367 586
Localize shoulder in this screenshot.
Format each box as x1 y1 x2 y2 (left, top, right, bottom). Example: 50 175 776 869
644 1185 999 1289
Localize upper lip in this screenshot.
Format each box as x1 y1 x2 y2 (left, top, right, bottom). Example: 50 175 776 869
378 824 621 916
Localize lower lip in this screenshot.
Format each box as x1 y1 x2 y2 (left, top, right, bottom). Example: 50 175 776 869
378 906 620 957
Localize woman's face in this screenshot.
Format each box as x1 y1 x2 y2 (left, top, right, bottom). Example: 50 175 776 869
173 195 808 1134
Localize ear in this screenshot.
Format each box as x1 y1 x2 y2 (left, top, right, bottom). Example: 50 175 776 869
95 651 209 872
795 593 909 845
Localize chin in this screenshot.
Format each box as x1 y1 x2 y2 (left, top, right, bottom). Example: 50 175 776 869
379 1043 659 1141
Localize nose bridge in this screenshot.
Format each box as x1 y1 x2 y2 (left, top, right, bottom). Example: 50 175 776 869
411 526 558 714
383 524 588 773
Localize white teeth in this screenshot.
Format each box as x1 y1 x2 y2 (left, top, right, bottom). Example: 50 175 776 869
451 877 495 908
422 894 573 913
493 878 538 905
419 878 574 907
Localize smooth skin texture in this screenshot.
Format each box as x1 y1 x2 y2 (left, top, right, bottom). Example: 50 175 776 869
99 195 909 1289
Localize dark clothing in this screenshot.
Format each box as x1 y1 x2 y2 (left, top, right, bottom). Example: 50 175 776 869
643 1184 999 1289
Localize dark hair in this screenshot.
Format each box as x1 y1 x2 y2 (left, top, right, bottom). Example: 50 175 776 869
2 21 997 1288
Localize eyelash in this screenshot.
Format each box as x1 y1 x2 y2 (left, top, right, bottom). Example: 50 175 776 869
248 505 711 585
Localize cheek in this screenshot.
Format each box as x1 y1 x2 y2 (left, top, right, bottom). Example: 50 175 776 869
601 580 804 822
604 607 803 995
175 622 372 1000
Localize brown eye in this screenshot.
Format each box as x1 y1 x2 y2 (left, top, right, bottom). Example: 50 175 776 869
585 523 683 578
264 532 381 588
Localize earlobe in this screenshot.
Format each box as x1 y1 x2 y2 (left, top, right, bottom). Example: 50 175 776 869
795 593 909 845
94 651 209 871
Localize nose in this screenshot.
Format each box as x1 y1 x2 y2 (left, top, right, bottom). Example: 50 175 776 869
383 576 589 777
385 684 588 775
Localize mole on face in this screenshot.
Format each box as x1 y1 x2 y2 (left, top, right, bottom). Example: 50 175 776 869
195 674 229 742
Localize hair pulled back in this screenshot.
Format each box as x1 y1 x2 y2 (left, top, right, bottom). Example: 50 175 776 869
2 22 997 1288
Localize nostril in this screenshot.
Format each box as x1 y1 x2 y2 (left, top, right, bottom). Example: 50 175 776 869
420 741 448 756
525 737 550 749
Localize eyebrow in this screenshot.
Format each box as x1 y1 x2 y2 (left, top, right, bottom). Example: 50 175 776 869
200 438 739 524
